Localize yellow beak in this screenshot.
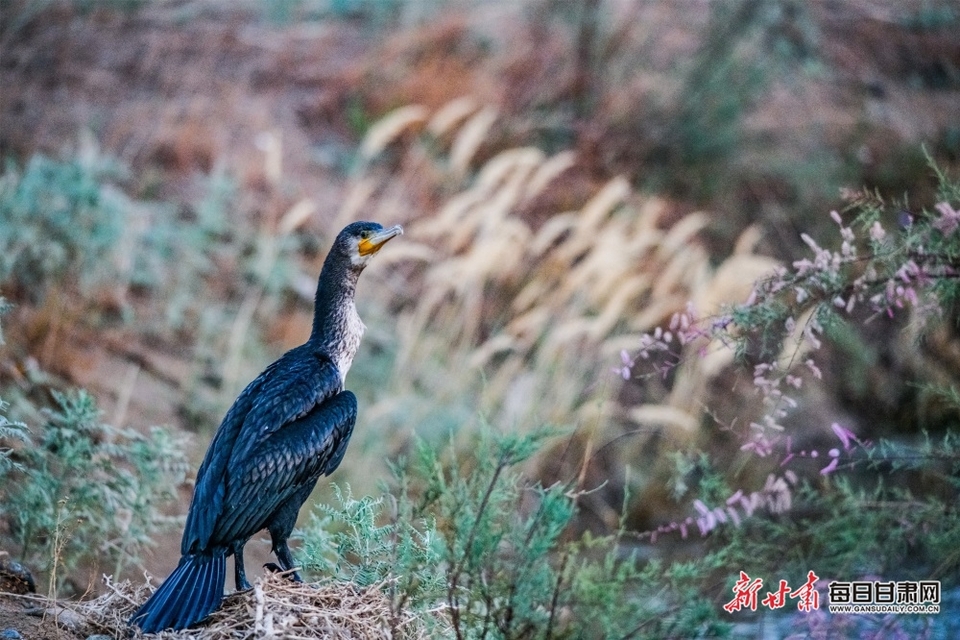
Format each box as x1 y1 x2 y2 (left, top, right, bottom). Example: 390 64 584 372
358 225 403 256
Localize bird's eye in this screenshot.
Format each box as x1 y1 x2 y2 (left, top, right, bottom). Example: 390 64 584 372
359 230 371 239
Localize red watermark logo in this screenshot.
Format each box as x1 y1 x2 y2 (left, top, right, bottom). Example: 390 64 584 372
723 570 819 613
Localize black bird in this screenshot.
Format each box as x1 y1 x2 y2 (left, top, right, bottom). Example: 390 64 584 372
130 221 402 633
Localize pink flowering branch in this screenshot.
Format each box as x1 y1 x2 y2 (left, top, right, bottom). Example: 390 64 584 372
616 191 960 543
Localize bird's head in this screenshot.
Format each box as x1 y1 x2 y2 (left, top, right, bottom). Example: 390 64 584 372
332 221 403 269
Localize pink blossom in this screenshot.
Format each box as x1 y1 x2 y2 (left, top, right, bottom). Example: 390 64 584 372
696 519 707 536
726 507 741 527
933 201 960 236
740 492 761 517
793 258 814 275
800 233 821 252
831 423 857 451
904 287 918 305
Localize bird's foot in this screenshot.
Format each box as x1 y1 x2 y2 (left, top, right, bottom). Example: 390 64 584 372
263 562 303 583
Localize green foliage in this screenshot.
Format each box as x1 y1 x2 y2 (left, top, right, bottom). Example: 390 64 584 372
698 162 960 529
0 390 188 591
666 3 768 191
258 0 416 28
902 2 959 31
298 484 447 635
70 0 147 12
422 428 573 638
0 296 10 345
0 149 271 337
127 169 238 331
718 470 960 587
0 154 125 300
724 158 960 366
0 398 29 475
300 428 733 639
614 160 960 637
648 0 823 203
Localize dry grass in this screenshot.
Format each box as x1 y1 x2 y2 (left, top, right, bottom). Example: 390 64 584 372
336 101 781 504
69 572 441 639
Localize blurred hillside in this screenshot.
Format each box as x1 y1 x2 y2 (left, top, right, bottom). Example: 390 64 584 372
1 0 959 599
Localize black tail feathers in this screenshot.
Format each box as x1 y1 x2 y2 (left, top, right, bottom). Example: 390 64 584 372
129 553 226 633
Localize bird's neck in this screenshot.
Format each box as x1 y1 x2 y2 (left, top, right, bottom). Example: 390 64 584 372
309 260 363 371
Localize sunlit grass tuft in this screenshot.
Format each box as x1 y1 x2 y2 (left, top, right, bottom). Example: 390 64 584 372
339 101 781 500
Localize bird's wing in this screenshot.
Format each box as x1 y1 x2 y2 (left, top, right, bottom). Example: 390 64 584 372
182 381 260 554
182 349 341 553
215 390 357 544
229 350 342 469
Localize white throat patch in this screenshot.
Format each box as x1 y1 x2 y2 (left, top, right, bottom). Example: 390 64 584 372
349 243 372 268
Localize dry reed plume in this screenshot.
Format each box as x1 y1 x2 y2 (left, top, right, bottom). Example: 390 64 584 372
341 99 780 453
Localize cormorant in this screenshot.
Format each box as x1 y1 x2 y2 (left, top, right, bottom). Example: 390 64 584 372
130 221 402 633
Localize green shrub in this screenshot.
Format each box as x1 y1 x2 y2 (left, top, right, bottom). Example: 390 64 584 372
0 154 125 300
298 427 732 639
0 398 29 476
609 159 960 635
0 389 188 592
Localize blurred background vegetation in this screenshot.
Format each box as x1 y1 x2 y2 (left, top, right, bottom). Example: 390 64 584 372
1 0 959 635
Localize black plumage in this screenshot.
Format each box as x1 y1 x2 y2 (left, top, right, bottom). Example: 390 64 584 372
130 221 402 633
